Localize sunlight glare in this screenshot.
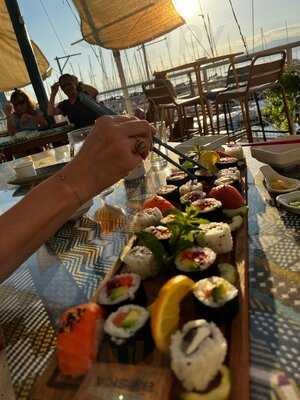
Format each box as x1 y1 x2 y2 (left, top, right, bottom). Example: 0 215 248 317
172 0 200 20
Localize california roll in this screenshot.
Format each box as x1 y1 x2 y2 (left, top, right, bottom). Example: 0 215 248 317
131 207 162 232
123 246 159 279
196 222 233 254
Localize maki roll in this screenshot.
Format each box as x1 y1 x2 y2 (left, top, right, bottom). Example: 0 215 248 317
179 180 203 196
175 246 216 278
170 319 227 392
144 225 172 249
160 213 176 225
180 191 206 207
196 222 233 254
131 207 162 232
104 304 152 363
216 167 240 181
193 276 238 323
191 198 223 221
194 169 214 183
223 144 244 160
98 273 145 310
157 184 179 203
216 157 238 170
166 171 189 187
123 246 159 279
213 175 241 192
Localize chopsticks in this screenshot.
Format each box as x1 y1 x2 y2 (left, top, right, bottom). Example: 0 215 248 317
153 136 202 167
152 146 198 180
241 138 300 147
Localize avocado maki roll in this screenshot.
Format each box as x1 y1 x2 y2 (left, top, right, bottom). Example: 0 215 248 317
175 246 217 279
98 273 145 311
123 246 159 279
179 180 203 196
196 222 233 254
193 276 238 324
104 304 152 363
166 171 189 187
157 184 179 203
180 191 206 207
170 319 227 392
216 157 238 170
191 198 223 221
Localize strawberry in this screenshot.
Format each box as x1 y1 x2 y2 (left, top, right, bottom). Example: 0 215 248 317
209 185 244 209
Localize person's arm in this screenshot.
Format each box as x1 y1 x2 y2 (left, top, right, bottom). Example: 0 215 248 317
47 82 62 116
4 103 17 135
79 82 98 99
0 116 154 279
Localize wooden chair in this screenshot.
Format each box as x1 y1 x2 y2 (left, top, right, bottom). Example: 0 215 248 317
142 79 203 139
215 51 292 142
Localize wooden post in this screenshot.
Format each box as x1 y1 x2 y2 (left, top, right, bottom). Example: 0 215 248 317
286 48 293 66
113 50 133 115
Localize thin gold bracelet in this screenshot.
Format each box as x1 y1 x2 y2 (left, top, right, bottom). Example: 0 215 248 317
56 173 83 207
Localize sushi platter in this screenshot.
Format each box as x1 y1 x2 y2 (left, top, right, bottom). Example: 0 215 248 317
33 145 249 400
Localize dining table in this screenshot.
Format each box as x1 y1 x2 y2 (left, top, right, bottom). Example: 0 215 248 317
0 124 73 161
0 144 299 400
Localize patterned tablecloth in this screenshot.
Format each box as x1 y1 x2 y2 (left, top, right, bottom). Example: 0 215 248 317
0 150 299 399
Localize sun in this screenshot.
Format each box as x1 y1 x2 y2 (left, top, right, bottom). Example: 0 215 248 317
172 0 200 19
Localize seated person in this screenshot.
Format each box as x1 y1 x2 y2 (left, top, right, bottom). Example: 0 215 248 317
4 89 48 135
48 74 104 128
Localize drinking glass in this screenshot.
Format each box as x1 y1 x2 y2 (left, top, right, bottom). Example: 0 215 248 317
67 126 91 158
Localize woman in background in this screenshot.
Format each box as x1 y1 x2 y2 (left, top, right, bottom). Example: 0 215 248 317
4 89 48 135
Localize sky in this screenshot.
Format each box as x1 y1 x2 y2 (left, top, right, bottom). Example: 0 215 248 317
15 0 300 99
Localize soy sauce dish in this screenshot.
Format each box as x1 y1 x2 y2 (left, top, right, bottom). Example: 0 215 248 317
276 191 300 214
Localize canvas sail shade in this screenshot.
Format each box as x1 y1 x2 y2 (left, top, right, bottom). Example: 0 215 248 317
73 0 184 49
0 0 51 91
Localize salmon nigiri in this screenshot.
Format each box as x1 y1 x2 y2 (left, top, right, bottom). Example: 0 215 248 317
57 302 104 377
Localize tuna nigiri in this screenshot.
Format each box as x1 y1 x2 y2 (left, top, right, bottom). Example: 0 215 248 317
57 303 104 377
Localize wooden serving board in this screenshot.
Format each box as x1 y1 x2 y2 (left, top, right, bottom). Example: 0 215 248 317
32 172 249 400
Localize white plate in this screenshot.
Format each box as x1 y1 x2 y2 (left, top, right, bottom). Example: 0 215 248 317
175 134 228 153
251 136 300 169
276 191 300 214
260 165 300 194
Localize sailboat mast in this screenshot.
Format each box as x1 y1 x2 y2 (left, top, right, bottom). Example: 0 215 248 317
124 50 135 85
165 37 173 67
251 0 255 53
260 27 265 50
207 14 218 56
285 20 289 43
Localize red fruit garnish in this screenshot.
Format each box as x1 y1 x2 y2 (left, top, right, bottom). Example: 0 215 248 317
143 195 175 214
118 276 133 287
209 185 244 209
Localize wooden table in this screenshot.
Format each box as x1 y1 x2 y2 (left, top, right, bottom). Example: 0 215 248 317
0 125 73 160
0 146 299 399
159 52 243 135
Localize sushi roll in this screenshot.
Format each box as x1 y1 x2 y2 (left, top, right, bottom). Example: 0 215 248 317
179 151 198 165
143 225 172 249
170 319 227 392
191 198 223 221
223 144 244 160
196 222 233 254
98 273 145 310
104 304 152 363
166 171 189 187
194 169 214 183
175 246 217 279
216 167 240 181
157 184 179 203
123 246 159 279
216 156 238 170
193 276 238 323
180 191 206 207
57 303 104 377
213 175 241 192
179 180 203 196
131 207 162 232
160 213 177 225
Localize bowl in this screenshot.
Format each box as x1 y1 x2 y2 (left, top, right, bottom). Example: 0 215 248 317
276 191 300 214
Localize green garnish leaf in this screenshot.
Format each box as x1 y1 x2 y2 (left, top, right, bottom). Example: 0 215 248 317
136 231 169 268
182 160 194 170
